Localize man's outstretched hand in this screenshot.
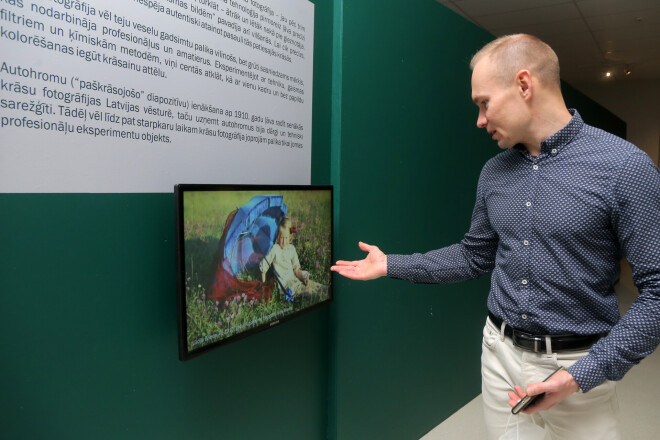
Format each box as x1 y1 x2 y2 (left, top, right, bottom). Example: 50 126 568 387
331 242 388 281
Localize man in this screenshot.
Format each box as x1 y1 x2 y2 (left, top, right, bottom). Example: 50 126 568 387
331 34 660 440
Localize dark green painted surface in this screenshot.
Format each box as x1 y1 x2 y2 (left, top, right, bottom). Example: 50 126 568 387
310 0 333 187
329 2 495 439
0 194 329 440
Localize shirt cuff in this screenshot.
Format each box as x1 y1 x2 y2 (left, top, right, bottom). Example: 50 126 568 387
567 353 608 393
386 254 407 280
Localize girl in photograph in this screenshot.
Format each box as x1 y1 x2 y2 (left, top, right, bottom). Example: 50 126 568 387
260 216 328 302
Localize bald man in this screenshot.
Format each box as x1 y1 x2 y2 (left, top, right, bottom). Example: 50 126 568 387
332 34 660 439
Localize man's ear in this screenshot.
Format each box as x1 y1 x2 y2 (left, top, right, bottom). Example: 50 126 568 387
516 69 532 100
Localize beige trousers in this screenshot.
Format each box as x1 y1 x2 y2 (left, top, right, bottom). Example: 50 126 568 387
481 316 621 440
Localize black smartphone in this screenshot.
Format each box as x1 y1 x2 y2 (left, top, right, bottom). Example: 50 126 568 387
511 366 564 415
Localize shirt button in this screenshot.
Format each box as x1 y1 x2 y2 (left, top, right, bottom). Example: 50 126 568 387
522 279 528 285
526 201 532 207
533 165 539 170
523 240 530 246
551 148 558 154
522 314 528 320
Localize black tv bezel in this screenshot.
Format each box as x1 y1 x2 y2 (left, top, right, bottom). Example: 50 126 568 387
174 183 334 361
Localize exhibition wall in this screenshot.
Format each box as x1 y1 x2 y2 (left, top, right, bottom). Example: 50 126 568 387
1 0 332 439
329 2 494 438
0 0 625 439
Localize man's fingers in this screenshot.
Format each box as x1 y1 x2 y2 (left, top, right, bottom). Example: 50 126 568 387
523 395 553 414
508 385 527 408
331 268 364 280
526 380 554 397
332 260 361 267
330 265 355 273
332 242 380 268
331 263 363 274
332 242 386 281
508 371 579 415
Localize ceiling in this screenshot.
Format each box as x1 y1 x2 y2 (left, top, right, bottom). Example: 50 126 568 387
437 0 660 86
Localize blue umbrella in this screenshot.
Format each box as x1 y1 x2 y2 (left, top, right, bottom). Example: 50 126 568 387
223 195 287 276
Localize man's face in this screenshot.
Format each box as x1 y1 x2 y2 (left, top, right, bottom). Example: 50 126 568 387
471 57 529 150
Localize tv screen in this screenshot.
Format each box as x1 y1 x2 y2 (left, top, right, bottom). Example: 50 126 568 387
174 184 333 360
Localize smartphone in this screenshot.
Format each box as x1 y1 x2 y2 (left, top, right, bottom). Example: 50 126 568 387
511 366 564 415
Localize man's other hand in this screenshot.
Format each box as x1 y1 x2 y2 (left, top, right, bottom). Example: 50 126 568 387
508 369 580 414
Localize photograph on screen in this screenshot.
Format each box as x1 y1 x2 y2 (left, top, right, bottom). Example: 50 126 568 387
175 185 333 359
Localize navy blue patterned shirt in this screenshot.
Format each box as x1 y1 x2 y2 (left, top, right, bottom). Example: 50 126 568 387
387 110 660 392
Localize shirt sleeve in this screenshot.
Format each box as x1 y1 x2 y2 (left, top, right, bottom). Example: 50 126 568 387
387 167 498 284
568 150 660 392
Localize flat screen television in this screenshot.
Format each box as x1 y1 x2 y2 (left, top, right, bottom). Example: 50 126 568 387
174 184 333 360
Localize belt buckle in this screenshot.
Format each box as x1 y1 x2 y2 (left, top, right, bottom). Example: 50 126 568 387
512 331 544 353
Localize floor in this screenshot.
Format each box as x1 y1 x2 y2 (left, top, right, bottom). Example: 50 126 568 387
422 261 660 439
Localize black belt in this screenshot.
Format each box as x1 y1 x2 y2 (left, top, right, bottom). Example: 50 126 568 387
488 312 607 353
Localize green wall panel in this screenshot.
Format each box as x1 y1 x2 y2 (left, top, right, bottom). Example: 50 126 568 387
329 1 495 439
0 194 329 439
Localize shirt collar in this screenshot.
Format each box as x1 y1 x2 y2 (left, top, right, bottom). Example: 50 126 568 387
513 109 584 156
540 108 583 154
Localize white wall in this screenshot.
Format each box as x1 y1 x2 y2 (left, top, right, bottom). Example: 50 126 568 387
572 79 660 166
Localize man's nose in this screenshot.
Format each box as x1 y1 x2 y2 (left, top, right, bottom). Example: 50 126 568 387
477 112 487 128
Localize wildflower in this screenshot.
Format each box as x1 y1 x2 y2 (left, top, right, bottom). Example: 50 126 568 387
201 293 206 299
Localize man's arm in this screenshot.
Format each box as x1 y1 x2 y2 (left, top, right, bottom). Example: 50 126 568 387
386 170 498 284
511 150 660 410
333 169 499 284
566 150 660 392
